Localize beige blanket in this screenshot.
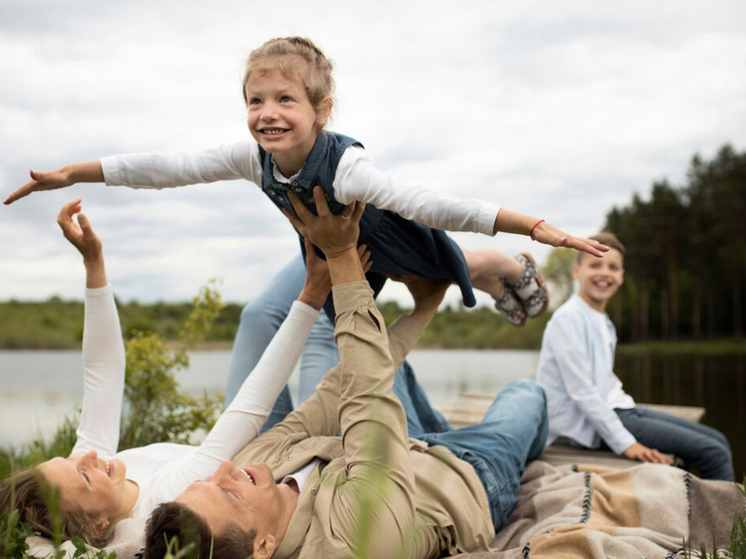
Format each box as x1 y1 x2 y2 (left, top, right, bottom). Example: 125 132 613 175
462 460 743 559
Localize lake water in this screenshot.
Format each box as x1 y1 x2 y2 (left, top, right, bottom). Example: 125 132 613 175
1 349 743 476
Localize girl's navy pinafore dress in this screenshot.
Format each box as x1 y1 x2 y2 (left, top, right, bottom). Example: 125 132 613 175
258 131 476 319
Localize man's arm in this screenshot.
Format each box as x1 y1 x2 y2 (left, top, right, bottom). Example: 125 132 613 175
282 188 428 557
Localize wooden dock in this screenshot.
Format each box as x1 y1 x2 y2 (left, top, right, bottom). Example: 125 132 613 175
436 392 705 469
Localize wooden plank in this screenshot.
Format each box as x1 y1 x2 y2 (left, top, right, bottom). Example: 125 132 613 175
435 392 704 468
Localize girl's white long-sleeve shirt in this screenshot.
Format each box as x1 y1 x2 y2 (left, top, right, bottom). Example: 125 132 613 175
100 142 501 236
69 284 319 523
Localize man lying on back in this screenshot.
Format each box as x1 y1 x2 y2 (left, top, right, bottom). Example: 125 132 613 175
145 188 549 559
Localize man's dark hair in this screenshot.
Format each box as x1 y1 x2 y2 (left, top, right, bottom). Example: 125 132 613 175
145 502 256 559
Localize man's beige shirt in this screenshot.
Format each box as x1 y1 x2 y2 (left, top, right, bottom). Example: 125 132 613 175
233 282 494 559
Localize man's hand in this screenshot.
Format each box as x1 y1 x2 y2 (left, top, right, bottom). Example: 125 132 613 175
284 187 364 259
5 161 104 205
622 442 674 464
284 187 366 285
389 275 451 328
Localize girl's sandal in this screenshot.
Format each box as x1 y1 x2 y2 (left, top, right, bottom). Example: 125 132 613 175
493 279 528 327
511 253 549 318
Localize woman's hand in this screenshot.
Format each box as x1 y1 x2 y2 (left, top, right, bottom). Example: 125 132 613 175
57 199 107 288
299 239 373 309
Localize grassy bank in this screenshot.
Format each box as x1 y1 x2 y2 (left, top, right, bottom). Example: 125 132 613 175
2 297 743 352
617 338 746 356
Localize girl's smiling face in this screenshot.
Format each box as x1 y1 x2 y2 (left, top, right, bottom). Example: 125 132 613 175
245 68 329 177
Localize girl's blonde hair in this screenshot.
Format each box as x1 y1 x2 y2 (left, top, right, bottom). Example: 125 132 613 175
242 37 335 123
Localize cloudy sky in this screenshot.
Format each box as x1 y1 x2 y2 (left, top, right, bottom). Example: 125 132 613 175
2 0 745 307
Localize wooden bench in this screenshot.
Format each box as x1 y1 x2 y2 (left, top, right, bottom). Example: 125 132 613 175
436 392 705 469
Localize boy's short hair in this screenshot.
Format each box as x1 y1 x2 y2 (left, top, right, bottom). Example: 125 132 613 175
577 232 625 263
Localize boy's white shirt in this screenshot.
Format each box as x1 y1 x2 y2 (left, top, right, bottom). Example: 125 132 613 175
70 284 320 524
535 294 636 455
100 141 501 236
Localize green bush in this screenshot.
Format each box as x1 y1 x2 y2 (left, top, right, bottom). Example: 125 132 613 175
1 281 227 558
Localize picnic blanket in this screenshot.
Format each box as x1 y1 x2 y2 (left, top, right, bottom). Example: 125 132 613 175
463 460 743 559
26 461 743 558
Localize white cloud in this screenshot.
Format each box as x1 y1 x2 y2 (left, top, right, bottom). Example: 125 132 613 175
2 0 745 308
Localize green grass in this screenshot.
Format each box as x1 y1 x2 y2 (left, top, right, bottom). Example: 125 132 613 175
617 338 746 356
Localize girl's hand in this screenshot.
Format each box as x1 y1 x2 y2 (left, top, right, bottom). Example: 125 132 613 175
299 239 372 309
5 161 104 205
57 199 103 263
5 167 75 205
531 221 608 257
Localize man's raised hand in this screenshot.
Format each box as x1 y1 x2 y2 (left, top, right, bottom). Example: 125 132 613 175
283 186 364 259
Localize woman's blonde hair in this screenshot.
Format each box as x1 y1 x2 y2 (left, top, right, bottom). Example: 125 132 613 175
0 467 114 547
242 36 335 125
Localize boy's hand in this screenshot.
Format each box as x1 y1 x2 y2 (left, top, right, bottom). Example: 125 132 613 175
623 442 674 465
284 186 364 259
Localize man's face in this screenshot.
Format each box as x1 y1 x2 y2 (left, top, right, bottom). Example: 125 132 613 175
573 248 625 311
176 460 283 537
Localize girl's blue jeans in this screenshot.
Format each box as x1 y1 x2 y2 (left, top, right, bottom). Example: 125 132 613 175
225 254 549 530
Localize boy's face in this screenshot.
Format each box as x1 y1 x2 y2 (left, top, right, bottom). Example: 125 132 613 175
573 248 624 311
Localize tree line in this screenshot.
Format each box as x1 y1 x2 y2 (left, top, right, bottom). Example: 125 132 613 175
604 144 745 342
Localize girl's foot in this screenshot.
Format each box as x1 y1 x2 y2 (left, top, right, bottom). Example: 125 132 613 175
510 253 549 318
493 281 528 327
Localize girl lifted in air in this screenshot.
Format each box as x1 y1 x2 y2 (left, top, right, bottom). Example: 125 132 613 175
5 37 606 330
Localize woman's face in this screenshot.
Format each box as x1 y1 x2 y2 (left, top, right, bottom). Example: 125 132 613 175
38 449 129 523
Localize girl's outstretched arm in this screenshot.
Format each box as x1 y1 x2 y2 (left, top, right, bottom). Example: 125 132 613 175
494 208 609 257
5 161 104 205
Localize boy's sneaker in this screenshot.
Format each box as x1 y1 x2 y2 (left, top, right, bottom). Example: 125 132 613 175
493 281 528 327
511 253 549 318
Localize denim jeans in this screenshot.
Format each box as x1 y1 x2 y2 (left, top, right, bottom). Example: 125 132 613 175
615 406 734 481
411 378 548 531
226 255 549 531
225 255 339 430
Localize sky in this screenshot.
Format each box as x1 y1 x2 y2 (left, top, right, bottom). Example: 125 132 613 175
2 0 745 307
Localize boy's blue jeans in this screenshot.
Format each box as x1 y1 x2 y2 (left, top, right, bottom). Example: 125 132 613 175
226 254 549 530
614 406 734 481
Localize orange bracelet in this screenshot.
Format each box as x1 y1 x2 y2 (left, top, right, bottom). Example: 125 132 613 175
529 219 545 241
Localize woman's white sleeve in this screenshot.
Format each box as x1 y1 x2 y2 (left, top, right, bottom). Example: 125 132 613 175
184 301 320 478
334 146 501 236
70 285 125 458
100 141 263 189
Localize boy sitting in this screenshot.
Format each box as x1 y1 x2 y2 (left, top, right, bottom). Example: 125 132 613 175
535 232 733 481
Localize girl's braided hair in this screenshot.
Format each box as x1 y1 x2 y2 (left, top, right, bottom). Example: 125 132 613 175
242 36 335 121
